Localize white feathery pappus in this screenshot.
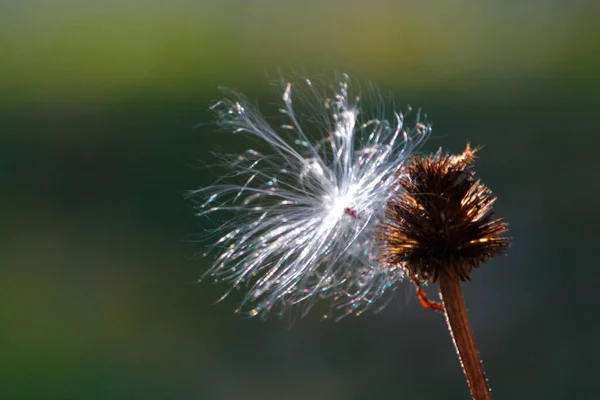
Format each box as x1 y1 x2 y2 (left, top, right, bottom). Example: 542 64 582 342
189 74 431 320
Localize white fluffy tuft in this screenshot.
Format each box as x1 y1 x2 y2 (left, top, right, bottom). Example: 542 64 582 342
191 75 431 319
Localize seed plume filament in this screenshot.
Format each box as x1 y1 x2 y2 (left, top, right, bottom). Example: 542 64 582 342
193 75 430 319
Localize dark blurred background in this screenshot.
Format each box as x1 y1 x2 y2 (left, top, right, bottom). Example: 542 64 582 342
1 1 599 399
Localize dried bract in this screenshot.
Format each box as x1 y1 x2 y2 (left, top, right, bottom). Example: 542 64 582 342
378 144 510 283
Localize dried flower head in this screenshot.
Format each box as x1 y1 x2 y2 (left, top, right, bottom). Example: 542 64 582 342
190 75 430 319
378 144 510 283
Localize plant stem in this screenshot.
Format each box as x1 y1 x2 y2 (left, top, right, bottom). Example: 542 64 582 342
438 269 493 400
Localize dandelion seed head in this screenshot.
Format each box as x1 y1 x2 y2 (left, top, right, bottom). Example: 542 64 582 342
191 75 431 319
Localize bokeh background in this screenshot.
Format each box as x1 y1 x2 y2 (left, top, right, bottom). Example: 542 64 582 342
1 1 599 399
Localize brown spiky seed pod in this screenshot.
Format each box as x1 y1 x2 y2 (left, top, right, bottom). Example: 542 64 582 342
379 144 510 283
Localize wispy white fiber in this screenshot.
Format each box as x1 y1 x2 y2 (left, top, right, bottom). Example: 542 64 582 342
190 75 430 319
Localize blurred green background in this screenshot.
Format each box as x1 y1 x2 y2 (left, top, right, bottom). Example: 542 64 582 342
1 1 599 399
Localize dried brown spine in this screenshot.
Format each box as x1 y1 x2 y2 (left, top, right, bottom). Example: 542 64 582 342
378 143 509 282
